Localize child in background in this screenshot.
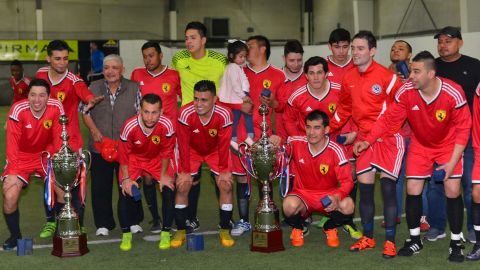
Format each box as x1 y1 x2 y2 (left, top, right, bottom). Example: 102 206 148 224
218 40 254 148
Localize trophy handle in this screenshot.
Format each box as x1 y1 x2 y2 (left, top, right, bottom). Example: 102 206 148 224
40 151 51 176
237 142 257 178
81 150 92 171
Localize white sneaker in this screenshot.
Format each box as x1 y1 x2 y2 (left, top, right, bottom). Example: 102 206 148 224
95 227 109 236
130 224 143 234
231 219 252 236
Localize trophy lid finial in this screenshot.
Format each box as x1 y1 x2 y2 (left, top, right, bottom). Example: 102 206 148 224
59 115 68 125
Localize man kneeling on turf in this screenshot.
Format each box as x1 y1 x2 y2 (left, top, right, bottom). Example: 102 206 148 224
118 93 176 251
283 110 354 247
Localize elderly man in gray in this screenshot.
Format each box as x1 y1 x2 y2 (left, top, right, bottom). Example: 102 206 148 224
82 54 142 236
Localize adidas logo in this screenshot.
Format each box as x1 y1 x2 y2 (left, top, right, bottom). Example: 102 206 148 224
25 123 32 129
299 158 305 164
193 129 200 133
306 107 312 112
411 105 419 111
327 71 334 77
134 140 141 145
139 81 144 86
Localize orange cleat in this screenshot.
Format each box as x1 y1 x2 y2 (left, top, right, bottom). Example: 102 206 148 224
349 236 376 252
290 228 304 247
323 228 340 247
383 240 397 258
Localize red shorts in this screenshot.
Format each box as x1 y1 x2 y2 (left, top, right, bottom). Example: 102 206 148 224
189 150 222 176
120 158 176 184
287 189 338 217
356 133 405 179
406 143 463 179
2 152 46 185
473 152 480 184
230 150 248 176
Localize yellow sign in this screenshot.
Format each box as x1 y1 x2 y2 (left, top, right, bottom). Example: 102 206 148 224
152 135 161 144
0 40 78 61
162 83 171 93
328 103 337 113
209 129 217 137
320 164 329 175
435 110 446 122
43 119 52 129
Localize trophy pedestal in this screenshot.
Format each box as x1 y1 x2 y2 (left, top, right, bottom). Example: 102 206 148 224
52 234 89 257
250 229 284 253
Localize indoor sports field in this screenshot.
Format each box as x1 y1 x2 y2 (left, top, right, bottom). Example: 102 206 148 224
0 107 475 270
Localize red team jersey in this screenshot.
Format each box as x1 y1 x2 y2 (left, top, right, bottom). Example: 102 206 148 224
130 66 182 121
9 76 31 104
36 68 94 150
472 83 480 183
118 115 176 183
177 103 233 174
4 99 64 183
326 56 354 85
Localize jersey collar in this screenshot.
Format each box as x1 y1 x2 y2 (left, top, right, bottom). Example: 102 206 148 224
327 55 352 68
48 68 69 86
147 65 168 78
418 77 442 105
246 63 270 74
306 80 331 101
308 136 330 157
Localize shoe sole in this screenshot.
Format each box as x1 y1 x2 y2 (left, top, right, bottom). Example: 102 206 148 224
425 233 446 242
349 247 374 252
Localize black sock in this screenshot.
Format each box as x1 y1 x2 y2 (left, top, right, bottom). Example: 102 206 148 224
344 182 358 225
44 202 55 222
447 196 464 235
472 202 480 242
161 187 175 231
324 211 345 230
143 181 160 222
187 183 200 221
219 209 233 229
285 213 303 230
4 209 21 237
175 206 188 230
406 194 422 242
359 183 375 238
381 178 397 242
237 182 249 221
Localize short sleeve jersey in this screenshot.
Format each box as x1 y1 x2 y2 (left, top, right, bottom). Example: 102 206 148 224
326 56 354 85
9 76 31 104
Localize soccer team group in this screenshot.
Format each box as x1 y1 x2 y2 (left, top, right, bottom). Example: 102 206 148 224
4 21 480 263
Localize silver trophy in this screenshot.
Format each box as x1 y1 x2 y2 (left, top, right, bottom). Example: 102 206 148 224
41 115 90 257
238 104 290 252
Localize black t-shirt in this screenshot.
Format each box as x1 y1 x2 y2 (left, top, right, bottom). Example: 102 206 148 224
435 55 480 112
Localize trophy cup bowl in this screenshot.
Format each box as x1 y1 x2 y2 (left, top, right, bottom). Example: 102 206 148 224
41 115 90 257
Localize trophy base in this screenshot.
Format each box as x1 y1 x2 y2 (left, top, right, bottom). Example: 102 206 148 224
52 233 89 257
250 229 284 253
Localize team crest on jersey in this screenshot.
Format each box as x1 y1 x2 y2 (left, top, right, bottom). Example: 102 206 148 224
328 103 337 113
320 164 329 175
162 83 171 93
263 80 272 89
151 135 161 144
57 91 66 102
18 88 22 94
371 84 382 95
436 110 446 122
43 119 52 129
209 129 218 137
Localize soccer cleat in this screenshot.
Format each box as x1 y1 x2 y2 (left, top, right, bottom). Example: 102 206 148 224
419 216 430 232
343 224 363 240
130 224 143 234
424 228 446 242
159 231 171 250
382 240 397 259
219 229 235 247
466 244 480 261
316 216 330 229
39 222 56 238
467 229 476 244
3 234 21 251
170 229 186 248
150 219 162 234
349 236 376 252
231 219 252 236
186 218 200 234
323 228 340 248
96 227 109 236
119 232 132 251
398 238 423 256
290 228 304 247
448 241 465 262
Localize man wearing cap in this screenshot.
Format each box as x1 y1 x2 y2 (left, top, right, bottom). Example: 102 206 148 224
426 26 480 246
82 54 142 236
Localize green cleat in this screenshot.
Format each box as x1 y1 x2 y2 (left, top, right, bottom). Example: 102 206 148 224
316 216 330 229
343 224 363 240
120 232 132 251
39 222 56 238
159 231 171 250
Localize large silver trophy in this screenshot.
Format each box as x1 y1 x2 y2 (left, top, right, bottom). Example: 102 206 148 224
41 115 90 257
238 104 290 252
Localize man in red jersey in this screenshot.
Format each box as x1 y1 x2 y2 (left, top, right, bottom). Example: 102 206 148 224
9 60 31 104
36 40 103 238
171 80 235 248
469 82 480 260
131 41 181 233
355 51 472 262
326 28 355 85
2 79 64 250
283 110 354 248
117 93 176 251
330 31 404 258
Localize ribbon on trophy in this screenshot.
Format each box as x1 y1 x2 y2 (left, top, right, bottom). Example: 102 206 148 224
44 159 56 211
244 152 253 198
76 160 87 206
277 151 290 198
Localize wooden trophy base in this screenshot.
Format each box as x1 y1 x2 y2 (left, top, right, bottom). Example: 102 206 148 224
250 229 285 253
52 233 89 257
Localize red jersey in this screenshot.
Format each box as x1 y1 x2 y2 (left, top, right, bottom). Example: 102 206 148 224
130 66 181 121
367 78 472 149
119 115 175 165
6 99 64 165
288 136 353 199
326 56 354 85
331 60 403 136
177 102 233 173
36 67 94 150
473 82 480 157
9 76 31 104
243 64 286 139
